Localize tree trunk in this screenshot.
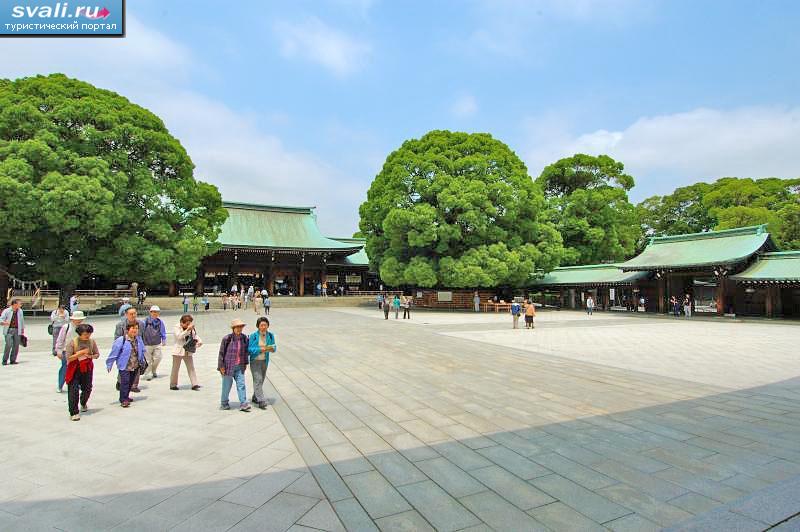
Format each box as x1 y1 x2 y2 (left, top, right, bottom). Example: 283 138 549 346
0 254 8 308
59 283 75 308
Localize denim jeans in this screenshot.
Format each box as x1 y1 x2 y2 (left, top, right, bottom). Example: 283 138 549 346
221 366 247 406
58 354 67 390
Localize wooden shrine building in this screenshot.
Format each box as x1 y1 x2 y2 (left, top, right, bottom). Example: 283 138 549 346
532 225 800 317
197 202 376 296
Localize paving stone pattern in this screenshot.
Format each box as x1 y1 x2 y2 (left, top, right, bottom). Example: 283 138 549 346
1 306 799 531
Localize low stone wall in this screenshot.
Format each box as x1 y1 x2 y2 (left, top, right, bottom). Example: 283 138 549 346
414 289 496 310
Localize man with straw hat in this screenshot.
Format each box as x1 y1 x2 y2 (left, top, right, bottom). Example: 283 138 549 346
217 318 251 412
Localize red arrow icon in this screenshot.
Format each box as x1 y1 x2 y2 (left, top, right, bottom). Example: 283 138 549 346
86 7 110 19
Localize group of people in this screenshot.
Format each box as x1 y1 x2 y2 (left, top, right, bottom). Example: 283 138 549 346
510 299 537 329
376 293 412 319
670 294 694 318
41 304 278 420
222 289 271 315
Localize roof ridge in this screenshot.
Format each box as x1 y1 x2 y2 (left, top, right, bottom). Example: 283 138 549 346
761 250 800 258
553 263 621 271
222 201 316 214
649 224 768 244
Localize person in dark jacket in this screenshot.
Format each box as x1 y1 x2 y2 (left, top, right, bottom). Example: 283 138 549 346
218 318 251 412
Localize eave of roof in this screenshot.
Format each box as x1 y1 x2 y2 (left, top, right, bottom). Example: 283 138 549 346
534 264 650 286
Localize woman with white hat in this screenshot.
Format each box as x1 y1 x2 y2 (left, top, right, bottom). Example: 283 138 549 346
54 310 86 393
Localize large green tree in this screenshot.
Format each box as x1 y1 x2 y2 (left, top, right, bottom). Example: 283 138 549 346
0 74 227 303
536 154 640 265
358 130 563 288
639 177 800 248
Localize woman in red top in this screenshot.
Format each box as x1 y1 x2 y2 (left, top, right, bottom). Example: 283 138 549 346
65 324 100 421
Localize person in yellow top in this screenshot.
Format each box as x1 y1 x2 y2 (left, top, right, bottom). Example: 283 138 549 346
524 299 536 329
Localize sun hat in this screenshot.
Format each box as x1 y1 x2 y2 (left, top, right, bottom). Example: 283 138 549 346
230 318 246 328
70 311 86 320
122 297 130 302
149 305 161 312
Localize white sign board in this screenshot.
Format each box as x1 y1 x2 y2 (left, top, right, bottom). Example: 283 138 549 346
437 291 453 302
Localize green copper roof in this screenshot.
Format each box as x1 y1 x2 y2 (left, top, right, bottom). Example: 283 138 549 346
621 225 774 271
218 202 361 252
328 238 370 266
535 264 650 286
731 251 800 282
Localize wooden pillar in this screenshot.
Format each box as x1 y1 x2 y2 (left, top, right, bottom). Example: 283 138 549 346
657 277 665 313
299 255 305 296
195 265 205 295
765 284 774 318
168 281 177 297
716 278 726 315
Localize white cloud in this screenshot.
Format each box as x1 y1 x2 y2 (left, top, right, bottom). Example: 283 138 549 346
0 15 364 235
523 106 800 198
451 93 478 118
274 17 370 77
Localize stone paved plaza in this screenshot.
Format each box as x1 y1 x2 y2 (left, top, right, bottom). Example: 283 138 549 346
1 306 800 531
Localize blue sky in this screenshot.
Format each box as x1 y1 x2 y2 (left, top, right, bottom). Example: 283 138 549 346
2 0 799 235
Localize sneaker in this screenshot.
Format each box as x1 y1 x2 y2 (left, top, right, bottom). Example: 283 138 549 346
57 387 62 393
10 361 18 365
70 414 80 421
170 385 179 390
121 401 130 408
145 375 153 381
80 404 88 412
220 403 231 410
152 373 158 379
259 402 267 410
131 387 141 393
191 385 201 391
240 403 251 412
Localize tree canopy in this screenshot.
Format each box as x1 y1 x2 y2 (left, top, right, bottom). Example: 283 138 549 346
536 154 640 265
0 74 227 298
639 177 800 249
358 130 563 288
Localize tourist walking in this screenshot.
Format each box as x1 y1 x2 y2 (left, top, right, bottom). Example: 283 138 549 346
142 306 167 381
182 294 190 313
65 323 99 420
171 314 202 390
222 294 228 310
248 317 276 409
376 293 383 310
50 304 70 355
473 291 480 312
69 293 79 314
670 295 680 316
192 294 199 312
115 307 145 393
392 294 401 319
218 318 251 412
253 291 262 314
322 282 328 298
683 294 692 318
383 296 390 320
511 300 521 329
263 294 271 315
402 296 412 319
1 299 25 366
586 295 595 316
106 321 146 408
50 305 72 392
203 295 210 311
524 299 536 329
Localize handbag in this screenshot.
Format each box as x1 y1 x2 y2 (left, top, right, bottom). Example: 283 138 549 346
48 323 54 335
183 331 198 353
19 335 28 347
